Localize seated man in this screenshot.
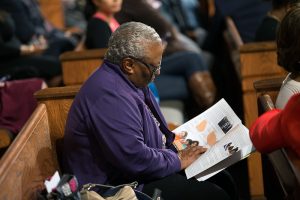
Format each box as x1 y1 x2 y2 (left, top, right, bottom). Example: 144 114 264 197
62 22 236 200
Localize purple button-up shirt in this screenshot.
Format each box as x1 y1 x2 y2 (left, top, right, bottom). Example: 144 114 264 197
62 60 181 188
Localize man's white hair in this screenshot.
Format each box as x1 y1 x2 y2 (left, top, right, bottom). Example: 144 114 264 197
105 22 161 64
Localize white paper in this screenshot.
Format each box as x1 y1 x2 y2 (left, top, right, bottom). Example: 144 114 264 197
172 99 254 180
44 171 60 193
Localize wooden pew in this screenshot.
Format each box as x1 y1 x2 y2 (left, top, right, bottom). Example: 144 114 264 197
223 15 290 199
252 78 282 199
223 17 268 199
253 76 285 103
257 93 300 199
0 84 179 198
38 0 65 29
0 85 80 199
239 41 287 128
60 49 107 85
239 42 287 200
223 16 244 76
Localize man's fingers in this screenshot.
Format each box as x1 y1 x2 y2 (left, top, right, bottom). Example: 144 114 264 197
179 146 208 169
195 146 207 154
190 146 207 154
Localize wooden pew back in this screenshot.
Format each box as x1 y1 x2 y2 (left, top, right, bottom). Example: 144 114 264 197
0 104 52 199
0 85 80 199
34 86 80 140
239 42 287 199
38 0 65 29
223 18 287 199
240 41 287 127
222 18 267 199
254 76 285 103
60 49 107 86
223 16 244 76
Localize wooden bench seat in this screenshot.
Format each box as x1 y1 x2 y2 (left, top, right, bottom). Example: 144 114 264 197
0 85 80 199
60 49 107 86
239 41 287 128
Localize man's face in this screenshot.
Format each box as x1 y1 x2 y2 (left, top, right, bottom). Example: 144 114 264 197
124 42 164 88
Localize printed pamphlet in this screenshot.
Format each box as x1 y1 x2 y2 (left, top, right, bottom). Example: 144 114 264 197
172 99 254 181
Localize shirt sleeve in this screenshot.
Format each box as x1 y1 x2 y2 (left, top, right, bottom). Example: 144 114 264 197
250 109 283 153
88 89 181 182
250 93 300 156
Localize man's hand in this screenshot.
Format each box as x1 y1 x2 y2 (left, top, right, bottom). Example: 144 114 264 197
178 146 207 170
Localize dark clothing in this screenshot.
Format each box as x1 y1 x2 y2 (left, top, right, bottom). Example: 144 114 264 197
215 0 272 42
0 33 61 80
0 55 62 80
85 9 208 101
155 75 188 100
116 0 173 41
159 0 202 31
85 18 112 49
255 16 279 42
0 0 35 43
0 11 61 80
156 51 208 100
143 171 237 200
0 9 22 58
62 60 180 188
0 0 76 57
161 51 207 78
0 37 21 59
115 0 201 56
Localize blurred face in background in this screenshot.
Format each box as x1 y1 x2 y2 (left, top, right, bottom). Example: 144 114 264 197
92 0 123 15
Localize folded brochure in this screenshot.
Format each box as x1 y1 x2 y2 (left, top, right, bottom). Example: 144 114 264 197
172 98 255 181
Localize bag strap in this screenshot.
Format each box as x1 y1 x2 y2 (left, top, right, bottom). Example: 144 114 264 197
81 181 138 192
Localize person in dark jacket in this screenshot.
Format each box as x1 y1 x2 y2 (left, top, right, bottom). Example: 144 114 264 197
0 10 61 83
0 0 78 57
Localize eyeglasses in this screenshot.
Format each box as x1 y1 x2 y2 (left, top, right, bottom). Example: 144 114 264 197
129 56 161 76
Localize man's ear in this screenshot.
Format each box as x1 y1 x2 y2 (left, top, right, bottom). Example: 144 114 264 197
121 58 134 75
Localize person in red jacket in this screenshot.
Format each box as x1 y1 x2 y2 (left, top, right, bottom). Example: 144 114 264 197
250 93 300 156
